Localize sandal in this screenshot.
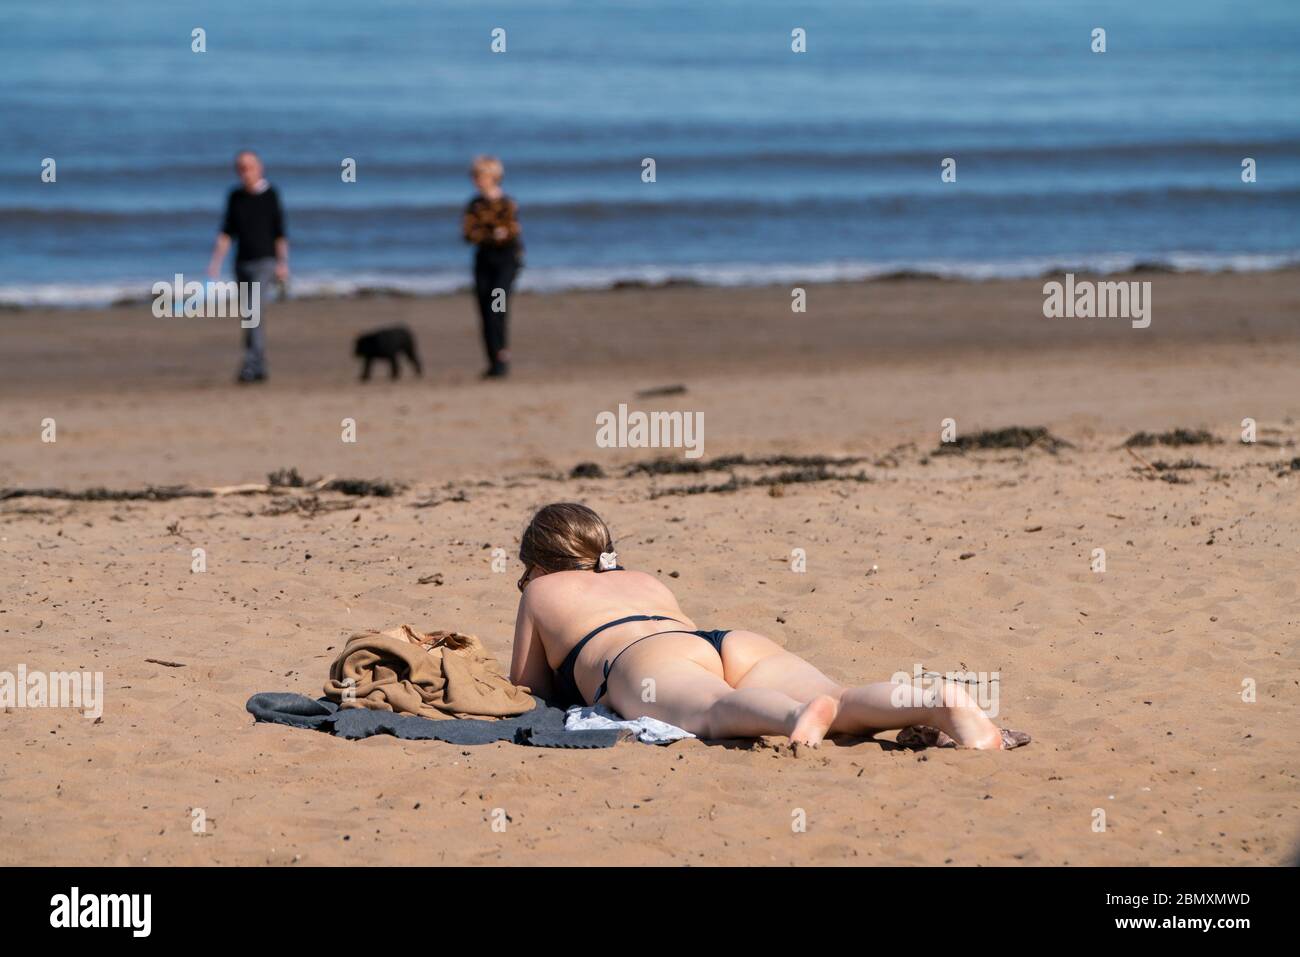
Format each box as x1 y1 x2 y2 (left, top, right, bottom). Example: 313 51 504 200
896 725 1031 750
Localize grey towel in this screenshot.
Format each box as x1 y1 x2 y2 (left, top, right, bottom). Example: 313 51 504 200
246 692 621 748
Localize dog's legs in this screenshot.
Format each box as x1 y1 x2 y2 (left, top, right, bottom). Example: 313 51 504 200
360 356 372 381
404 344 423 377
389 356 400 380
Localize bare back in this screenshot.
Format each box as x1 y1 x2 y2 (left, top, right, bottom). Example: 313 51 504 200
509 568 699 701
527 569 694 665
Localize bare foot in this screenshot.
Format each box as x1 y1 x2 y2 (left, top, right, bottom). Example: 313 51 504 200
790 694 839 746
944 706 1006 750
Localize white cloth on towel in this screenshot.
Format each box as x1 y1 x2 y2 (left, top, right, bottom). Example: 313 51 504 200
564 704 695 745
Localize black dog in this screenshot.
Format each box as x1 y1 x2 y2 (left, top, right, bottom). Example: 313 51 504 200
353 325 422 381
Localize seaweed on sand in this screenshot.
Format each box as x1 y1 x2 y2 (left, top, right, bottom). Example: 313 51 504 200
625 453 868 476
649 465 871 499
932 426 1072 456
1123 429 1220 448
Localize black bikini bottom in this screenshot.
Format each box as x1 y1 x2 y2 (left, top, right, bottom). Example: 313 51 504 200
553 615 731 707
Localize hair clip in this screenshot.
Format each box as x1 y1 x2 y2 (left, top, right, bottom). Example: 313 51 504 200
598 550 619 571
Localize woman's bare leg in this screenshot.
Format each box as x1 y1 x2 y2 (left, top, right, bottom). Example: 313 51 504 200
701 683 839 744
834 680 1002 749
724 630 1004 749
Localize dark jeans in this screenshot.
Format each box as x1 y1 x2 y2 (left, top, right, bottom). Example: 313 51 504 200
474 245 520 370
234 257 277 379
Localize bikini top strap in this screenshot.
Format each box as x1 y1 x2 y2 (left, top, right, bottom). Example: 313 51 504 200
575 613 642 647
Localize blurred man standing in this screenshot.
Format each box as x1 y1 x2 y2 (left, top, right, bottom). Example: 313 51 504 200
207 150 288 383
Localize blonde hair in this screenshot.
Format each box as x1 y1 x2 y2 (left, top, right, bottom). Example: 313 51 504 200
519 503 614 573
470 154 504 184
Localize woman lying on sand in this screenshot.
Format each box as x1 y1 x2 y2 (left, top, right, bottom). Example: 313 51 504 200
509 503 1029 749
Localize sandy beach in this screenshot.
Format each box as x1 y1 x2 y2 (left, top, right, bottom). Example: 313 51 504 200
2 270 1298 866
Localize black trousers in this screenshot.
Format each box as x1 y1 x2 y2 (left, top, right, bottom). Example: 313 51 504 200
473 245 520 369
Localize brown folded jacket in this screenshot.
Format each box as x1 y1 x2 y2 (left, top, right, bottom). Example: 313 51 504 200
324 625 535 720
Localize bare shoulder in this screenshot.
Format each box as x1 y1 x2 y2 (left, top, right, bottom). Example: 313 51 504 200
620 568 679 600
528 568 670 598
520 569 583 607
622 567 668 586
526 569 581 591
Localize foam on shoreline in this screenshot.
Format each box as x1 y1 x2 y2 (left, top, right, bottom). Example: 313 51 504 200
3 251 1298 311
